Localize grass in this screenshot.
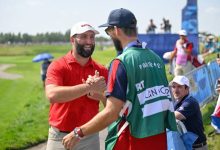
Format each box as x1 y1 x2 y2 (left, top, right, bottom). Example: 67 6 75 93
0 44 219 149
201 99 220 150
0 44 115 150
0 54 49 149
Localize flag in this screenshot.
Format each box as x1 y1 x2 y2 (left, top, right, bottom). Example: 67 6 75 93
211 95 220 133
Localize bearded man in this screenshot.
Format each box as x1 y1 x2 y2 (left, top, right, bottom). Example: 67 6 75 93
45 22 108 150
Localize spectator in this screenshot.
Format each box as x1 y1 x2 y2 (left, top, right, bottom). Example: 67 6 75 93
170 29 194 76
62 8 177 150
146 19 157 34
160 18 171 33
41 59 51 88
170 75 208 150
216 37 220 52
45 21 108 150
204 35 217 54
200 35 220 60
164 19 171 33
211 60 220 134
217 56 220 66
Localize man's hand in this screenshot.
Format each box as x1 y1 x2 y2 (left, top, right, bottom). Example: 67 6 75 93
62 131 79 150
85 70 107 94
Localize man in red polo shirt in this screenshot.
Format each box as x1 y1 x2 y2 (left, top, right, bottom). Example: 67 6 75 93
45 21 108 150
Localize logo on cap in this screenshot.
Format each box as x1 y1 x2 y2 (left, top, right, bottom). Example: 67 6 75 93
81 24 92 27
70 21 99 37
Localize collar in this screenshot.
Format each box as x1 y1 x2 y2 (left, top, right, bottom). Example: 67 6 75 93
182 38 189 43
177 94 190 103
124 40 140 50
123 40 146 52
65 50 94 67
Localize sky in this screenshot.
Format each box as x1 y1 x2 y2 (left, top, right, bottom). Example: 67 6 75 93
0 0 220 37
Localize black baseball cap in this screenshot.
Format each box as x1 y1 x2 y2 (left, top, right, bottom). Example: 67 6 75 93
99 8 137 28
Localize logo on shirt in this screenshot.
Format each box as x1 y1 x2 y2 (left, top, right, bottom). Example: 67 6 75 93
138 61 161 70
179 106 184 111
137 85 171 105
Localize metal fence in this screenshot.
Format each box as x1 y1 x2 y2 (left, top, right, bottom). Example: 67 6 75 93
185 60 220 106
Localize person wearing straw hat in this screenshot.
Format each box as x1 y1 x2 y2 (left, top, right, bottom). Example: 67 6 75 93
45 21 108 150
170 75 207 150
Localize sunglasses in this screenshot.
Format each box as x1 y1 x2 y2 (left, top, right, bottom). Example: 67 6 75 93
105 26 114 35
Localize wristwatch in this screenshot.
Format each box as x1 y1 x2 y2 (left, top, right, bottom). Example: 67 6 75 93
73 127 84 140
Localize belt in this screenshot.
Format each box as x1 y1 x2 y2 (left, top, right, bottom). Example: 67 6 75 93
192 141 207 148
51 126 70 133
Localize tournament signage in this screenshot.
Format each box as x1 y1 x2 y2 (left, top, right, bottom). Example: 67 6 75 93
182 0 198 34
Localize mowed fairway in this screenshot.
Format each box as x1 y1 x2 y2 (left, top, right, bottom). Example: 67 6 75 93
0 44 115 150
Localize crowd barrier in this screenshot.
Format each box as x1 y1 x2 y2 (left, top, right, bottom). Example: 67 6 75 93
185 60 220 106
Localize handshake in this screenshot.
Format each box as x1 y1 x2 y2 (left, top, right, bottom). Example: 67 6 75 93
83 70 107 101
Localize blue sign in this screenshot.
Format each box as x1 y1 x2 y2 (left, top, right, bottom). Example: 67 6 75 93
182 0 198 34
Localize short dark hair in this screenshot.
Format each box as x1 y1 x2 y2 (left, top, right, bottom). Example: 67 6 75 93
184 85 189 89
120 27 137 36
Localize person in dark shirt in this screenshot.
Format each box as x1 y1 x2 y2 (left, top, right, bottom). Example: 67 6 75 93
41 59 51 88
160 18 171 33
170 75 207 150
146 19 157 34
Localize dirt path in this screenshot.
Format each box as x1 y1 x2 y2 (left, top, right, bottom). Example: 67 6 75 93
25 129 108 150
0 64 22 79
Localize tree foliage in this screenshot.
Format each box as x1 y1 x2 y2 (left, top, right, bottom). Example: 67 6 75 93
0 30 109 44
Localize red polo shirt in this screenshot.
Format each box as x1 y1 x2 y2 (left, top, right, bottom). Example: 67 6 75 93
46 50 108 132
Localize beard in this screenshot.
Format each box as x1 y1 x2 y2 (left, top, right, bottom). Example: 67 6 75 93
75 40 95 58
112 37 123 53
